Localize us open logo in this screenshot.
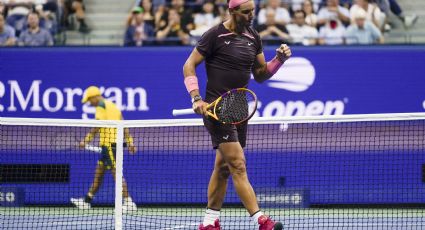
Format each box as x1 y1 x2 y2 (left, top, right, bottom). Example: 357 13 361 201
251 57 346 117
266 57 315 92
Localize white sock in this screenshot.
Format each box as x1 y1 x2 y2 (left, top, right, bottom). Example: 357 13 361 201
251 210 264 225
202 208 220 226
124 196 133 203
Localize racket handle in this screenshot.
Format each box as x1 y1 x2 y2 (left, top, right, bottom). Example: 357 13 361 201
172 108 195 116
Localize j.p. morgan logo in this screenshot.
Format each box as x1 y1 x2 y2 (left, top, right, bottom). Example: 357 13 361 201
0 80 149 119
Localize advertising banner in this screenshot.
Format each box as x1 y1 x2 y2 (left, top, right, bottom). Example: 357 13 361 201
1 46 424 119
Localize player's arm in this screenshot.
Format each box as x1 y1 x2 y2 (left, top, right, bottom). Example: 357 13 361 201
252 44 291 83
79 128 99 148
182 48 208 115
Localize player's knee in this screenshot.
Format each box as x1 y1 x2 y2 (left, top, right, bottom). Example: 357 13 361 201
217 164 230 179
228 159 247 176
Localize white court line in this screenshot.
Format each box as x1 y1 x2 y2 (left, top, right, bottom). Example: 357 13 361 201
161 222 199 230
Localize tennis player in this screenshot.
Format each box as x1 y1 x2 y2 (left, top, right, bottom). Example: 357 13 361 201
182 0 291 229
70 86 137 212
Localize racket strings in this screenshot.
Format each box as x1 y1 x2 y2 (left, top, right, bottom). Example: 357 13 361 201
216 90 250 123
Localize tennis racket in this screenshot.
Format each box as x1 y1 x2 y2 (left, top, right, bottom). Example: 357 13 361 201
172 88 258 125
51 131 102 153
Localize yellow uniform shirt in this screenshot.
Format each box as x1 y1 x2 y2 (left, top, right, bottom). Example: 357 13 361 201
95 100 122 146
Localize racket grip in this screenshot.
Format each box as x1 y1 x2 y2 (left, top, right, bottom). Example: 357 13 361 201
172 108 195 116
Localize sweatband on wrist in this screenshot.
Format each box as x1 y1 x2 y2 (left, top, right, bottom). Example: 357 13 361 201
266 56 284 75
184 76 199 93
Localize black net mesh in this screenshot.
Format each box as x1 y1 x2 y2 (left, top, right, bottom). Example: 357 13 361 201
1 117 425 229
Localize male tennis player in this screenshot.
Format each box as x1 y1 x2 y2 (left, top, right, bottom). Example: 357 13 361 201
70 86 137 213
182 0 291 229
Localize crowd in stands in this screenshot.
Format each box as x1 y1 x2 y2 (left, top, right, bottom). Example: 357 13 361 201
0 0 90 46
125 0 418 46
0 0 418 46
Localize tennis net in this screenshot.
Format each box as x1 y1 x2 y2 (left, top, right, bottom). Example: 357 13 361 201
1 113 425 229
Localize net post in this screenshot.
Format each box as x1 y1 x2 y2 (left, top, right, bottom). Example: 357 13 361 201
115 123 124 230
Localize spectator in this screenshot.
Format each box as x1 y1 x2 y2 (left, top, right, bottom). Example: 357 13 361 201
345 8 384 44
302 0 318 28
154 4 166 31
190 1 220 36
18 11 53 46
350 0 386 31
139 0 155 27
318 19 346 45
257 0 291 26
156 8 190 45
375 0 418 29
291 0 321 12
257 8 290 45
155 0 194 33
3 0 33 36
135 0 165 12
34 2 58 35
287 10 318 45
170 0 194 32
63 0 90 33
317 0 350 27
0 13 16 46
124 6 155 46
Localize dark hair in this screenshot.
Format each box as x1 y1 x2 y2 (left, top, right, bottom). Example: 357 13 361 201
294 10 306 18
304 0 314 6
27 11 40 18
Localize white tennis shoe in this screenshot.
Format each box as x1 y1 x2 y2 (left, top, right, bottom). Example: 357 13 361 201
70 198 91 210
123 199 137 213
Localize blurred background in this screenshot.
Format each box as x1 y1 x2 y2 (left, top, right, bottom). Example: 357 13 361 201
0 0 424 120
0 0 422 46
1 2 425 229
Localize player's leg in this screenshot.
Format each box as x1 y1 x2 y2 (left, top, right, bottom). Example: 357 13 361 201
200 150 230 228
111 168 137 212
207 149 230 209
71 162 105 209
110 168 130 197
218 142 258 213
88 162 106 195
219 142 282 230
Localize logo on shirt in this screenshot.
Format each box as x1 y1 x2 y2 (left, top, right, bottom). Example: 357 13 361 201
224 41 230 45
247 42 253 46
